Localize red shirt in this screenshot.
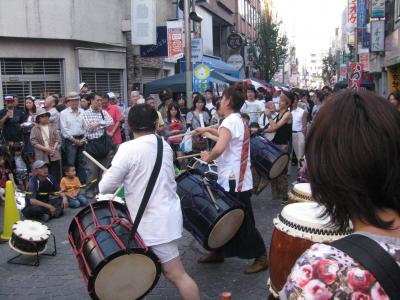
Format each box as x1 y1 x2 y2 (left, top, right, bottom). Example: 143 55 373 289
105 104 123 145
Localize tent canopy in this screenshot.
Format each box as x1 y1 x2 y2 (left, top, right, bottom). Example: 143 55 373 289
143 71 238 95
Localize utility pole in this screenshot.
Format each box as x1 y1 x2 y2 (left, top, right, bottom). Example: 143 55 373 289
184 0 193 107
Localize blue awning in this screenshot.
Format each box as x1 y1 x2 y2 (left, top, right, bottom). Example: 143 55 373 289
202 55 237 76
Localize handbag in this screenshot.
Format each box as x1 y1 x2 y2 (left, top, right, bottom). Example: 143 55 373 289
85 111 113 159
128 135 163 249
332 234 400 300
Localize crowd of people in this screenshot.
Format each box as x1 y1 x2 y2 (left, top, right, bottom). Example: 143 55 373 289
0 79 399 299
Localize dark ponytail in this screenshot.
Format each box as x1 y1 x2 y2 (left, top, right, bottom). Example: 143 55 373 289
222 81 246 112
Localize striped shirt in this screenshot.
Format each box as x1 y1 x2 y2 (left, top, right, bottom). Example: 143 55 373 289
82 107 113 140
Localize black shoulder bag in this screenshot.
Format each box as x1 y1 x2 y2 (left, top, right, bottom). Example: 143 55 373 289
85 111 113 159
128 135 163 250
332 234 400 300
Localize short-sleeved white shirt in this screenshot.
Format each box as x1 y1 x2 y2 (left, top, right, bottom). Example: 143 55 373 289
217 113 253 192
98 134 182 246
240 100 264 124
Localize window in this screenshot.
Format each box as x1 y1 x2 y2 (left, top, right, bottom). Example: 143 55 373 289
396 0 400 21
239 0 245 17
80 69 124 98
1 58 64 107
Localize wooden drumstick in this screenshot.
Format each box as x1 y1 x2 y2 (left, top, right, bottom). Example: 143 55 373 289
83 151 124 199
203 178 219 211
176 153 201 160
170 124 219 138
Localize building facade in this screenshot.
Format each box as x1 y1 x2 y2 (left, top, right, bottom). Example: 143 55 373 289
0 0 131 106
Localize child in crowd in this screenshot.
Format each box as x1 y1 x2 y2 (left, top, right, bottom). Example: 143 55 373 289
9 143 31 191
249 122 260 135
241 113 250 125
60 165 88 208
23 160 67 222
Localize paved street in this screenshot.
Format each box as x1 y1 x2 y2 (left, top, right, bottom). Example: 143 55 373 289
0 170 296 299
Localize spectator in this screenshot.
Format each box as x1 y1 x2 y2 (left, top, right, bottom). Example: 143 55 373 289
83 93 113 197
102 92 123 151
13 95 20 108
388 92 400 112
177 94 188 120
205 89 215 116
56 96 69 112
21 95 37 162
0 95 25 143
164 103 187 167
60 165 88 208
79 82 90 96
240 84 264 124
30 108 62 184
187 95 209 151
0 147 11 204
22 160 67 222
257 87 267 103
249 122 260 135
158 90 173 120
60 92 87 183
80 92 93 110
145 97 164 135
259 101 278 141
124 90 140 141
291 94 308 168
9 143 31 191
44 94 60 130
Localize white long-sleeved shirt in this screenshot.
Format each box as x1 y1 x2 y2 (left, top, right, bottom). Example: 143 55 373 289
99 134 183 246
60 107 86 140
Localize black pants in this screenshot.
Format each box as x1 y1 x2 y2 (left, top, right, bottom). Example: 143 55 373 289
221 191 267 259
48 160 61 185
22 197 63 220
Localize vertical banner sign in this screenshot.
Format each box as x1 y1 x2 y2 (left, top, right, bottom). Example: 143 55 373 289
370 20 385 52
357 0 369 48
193 62 211 94
359 48 370 71
340 64 348 81
131 0 156 45
348 0 357 46
191 38 204 63
349 63 363 90
167 20 184 61
371 0 385 18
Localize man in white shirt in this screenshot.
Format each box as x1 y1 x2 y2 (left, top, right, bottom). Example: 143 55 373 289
60 92 87 183
205 89 215 116
291 95 308 168
45 94 60 130
240 84 264 124
272 87 281 111
99 104 200 300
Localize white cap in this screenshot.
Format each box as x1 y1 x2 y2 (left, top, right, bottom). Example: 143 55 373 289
107 92 116 99
137 96 145 104
79 82 87 90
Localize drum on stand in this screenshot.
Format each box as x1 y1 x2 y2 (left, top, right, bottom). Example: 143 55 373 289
268 202 353 298
288 183 314 204
250 134 289 180
176 170 244 250
68 201 161 300
9 220 51 255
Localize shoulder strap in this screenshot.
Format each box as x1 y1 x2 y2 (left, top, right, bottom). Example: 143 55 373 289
237 118 250 192
128 135 163 247
332 234 400 300
100 110 105 120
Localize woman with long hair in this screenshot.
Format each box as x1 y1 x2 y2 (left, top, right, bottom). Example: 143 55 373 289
177 94 188 120
388 92 400 112
195 82 268 274
264 91 293 203
21 96 37 162
164 102 187 168
187 94 210 151
281 90 400 299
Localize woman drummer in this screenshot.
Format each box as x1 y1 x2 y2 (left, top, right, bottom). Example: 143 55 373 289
280 90 400 299
263 91 293 204
196 82 268 274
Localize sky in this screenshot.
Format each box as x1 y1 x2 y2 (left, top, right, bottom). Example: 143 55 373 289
272 0 347 64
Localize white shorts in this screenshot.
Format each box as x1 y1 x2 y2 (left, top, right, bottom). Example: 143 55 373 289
150 240 180 264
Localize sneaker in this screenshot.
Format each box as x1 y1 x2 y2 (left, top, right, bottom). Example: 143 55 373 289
244 255 268 274
41 214 50 223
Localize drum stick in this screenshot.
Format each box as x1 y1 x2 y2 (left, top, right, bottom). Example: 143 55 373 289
170 124 219 139
83 151 124 199
176 153 201 160
203 179 219 211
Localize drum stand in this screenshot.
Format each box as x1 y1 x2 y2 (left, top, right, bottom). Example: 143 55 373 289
7 233 57 267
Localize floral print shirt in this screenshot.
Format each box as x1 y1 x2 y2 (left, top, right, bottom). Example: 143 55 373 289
280 232 400 300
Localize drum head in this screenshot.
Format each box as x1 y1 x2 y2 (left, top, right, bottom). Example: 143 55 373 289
12 220 50 242
208 208 244 249
269 154 289 179
94 252 158 300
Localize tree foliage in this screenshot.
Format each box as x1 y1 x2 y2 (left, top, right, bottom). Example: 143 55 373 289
253 15 288 82
322 53 337 85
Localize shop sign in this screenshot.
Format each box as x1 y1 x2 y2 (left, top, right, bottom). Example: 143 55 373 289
371 20 385 52
371 0 385 18
227 33 243 49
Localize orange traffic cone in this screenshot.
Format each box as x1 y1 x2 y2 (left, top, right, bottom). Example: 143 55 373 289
0 181 20 240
